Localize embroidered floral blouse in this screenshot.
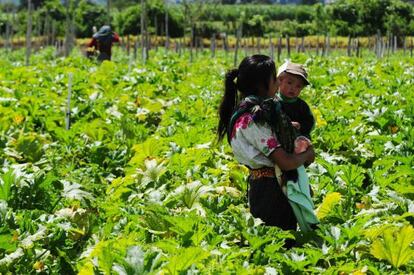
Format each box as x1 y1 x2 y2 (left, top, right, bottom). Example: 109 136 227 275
230 113 281 169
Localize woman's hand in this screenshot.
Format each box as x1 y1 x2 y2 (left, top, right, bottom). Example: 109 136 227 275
294 136 311 154
303 145 315 165
270 146 315 171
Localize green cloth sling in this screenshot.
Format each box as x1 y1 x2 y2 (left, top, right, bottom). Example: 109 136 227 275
286 165 319 232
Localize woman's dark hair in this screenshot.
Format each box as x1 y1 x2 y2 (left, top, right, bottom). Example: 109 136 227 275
217 55 277 141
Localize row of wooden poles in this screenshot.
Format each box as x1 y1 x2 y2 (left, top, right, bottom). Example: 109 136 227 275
1 0 77 66
3 29 414 64
119 33 414 65
2 17 413 66
3 32 414 65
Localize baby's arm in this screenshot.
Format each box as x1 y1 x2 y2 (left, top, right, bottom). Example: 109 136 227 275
292 121 301 130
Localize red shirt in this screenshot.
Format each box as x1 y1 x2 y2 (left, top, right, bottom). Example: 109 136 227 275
88 32 120 59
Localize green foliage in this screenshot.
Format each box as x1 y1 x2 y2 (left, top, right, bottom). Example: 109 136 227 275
0 170 14 202
0 48 413 273
3 0 414 38
12 133 45 163
115 3 184 37
370 225 414 268
74 0 107 38
316 192 341 220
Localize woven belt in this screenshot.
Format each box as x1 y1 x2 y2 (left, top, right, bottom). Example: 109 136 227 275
249 167 276 180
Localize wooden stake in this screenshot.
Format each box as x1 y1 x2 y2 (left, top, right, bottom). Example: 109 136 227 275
375 30 381 58
127 35 130 56
295 36 299 53
195 36 199 58
165 3 169 51
64 0 74 57
335 36 338 51
234 27 241 67
269 34 274 59
132 39 137 59
301 36 305 53
316 36 320 56
211 34 216 58
326 34 330 56
51 20 56 47
43 15 50 46
65 73 73 130
243 38 248 57
4 6 11 50
403 36 406 55
322 35 326 56
25 0 33 66
277 36 282 62
107 0 111 24
10 10 16 51
393 35 397 53
286 35 290 57
190 25 194 62
356 38 360 57
140 0 147 63
154 14 158 52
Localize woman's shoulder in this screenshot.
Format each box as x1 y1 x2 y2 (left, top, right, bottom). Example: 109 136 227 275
230 113 254 140
230 112 274 141
230 112 280 157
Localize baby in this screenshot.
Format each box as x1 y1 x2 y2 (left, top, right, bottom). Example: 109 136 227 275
277 61 315 140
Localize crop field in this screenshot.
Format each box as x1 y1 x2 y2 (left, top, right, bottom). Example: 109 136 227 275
0 48 413 274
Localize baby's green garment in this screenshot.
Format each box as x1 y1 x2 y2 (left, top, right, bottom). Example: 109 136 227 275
286 165 319 232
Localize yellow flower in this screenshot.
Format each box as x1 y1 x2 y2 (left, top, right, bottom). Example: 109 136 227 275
352 269 367 275
312 108 327 127
12 231 19 241
355 202 366 209
13 114 24 125
33 261 45 271
389 125 399 134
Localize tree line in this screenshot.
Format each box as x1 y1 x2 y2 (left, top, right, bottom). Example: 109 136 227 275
0 0 413 41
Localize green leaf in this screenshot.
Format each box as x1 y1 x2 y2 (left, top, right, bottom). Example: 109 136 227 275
0 233 17 252
13 133 45 163
163 247 209 274
171 181 213 209
129 139 167 167
316 192 342 220
370 225 414 268
0 170 15 202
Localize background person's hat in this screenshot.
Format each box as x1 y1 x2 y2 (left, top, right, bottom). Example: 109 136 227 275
93 25 113 42
277 61 310 85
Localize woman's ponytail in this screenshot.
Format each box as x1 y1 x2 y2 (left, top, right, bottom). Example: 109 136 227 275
217 68 239 141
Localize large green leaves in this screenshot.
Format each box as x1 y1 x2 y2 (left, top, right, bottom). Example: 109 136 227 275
162 247 210 274
316 192 342 220
370 225 414 268
0 170 15 202
1 48 414 274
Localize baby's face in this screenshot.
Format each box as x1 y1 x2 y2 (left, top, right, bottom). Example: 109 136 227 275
278 73 305 99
